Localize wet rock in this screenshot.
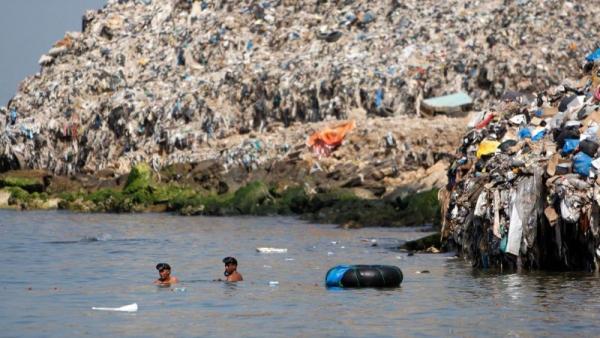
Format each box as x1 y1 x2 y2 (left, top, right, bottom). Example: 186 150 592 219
0 170 50 193
402 233 442 252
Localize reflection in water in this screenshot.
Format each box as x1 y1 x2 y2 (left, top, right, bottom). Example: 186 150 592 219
1 210 600 337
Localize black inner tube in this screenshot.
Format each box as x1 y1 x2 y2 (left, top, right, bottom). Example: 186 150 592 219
326 265 403 288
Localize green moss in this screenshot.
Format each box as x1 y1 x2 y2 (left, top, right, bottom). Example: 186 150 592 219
315 199 400 227
7 186 31 203
0 176 44 193
304 188 441 228
5 187 49 209
276 186 309 214
83 188 134 212
153 185 195 203
58 191 80 202
170 191 235 216
394 189 441 226
307 188 359 212
124 163 153 193
231 181 275 215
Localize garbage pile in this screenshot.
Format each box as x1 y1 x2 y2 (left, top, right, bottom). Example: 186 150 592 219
1 0 599 175
441 52 600 271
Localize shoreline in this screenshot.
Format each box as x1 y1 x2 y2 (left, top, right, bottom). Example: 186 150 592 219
0 164 441 231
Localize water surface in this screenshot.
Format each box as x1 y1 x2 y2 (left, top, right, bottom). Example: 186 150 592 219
1 210 599 337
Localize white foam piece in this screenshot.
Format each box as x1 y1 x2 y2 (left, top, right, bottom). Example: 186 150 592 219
256 247 288 253
92 303 138 312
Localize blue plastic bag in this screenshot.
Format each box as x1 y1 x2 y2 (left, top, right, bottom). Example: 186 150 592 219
586 48 600 62
562 138 580 155
518 128 531 139
573 152 593 177
375 89 383 108
531 129 546 141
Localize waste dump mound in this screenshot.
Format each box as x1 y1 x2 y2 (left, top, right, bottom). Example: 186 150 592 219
0 0 599 176
441 53 600 271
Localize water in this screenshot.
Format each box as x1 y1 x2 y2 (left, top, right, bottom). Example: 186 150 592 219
1 210 600 337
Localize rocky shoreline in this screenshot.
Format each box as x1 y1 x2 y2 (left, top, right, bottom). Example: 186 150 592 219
0 163 441 229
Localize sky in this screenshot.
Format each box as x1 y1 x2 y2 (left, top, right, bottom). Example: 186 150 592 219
0 0 107 106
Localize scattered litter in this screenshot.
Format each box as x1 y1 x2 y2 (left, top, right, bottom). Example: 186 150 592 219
307 120 355 157
256 247 288 253
92 303 138 312
0 0 598 179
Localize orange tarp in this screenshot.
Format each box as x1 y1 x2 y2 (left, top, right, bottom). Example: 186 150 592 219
307 120 356 156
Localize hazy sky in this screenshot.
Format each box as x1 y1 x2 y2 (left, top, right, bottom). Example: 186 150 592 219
0 0 107 106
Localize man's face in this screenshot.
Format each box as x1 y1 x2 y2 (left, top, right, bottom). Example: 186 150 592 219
225 263 237 275
159 268 171 280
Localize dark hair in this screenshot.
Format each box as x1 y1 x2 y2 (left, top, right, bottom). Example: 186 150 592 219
156 263 171 271
222 257 238 265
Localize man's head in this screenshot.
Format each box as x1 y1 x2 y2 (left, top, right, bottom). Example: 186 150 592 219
222 257 238 276
156 263 171 280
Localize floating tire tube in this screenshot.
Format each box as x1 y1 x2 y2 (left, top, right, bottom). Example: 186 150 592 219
325 265 403 288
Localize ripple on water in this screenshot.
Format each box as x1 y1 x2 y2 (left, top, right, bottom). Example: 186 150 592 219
2 212 600 337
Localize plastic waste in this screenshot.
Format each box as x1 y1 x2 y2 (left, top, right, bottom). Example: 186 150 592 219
573 152 593 177
421 92 473 115
256 247 287 253
586 48 600 62
307 120 355 157
92 303 138 312
562 138 580 155
476 140 500 158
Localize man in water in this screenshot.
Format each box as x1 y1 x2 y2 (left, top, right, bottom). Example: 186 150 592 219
154 263 179 285
222 257 243 282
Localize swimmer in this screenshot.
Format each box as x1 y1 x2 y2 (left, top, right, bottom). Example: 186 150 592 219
154 263 179 285
222 257 243 282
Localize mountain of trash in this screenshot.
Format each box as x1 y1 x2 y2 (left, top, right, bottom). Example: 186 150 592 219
1 0 599 178
441 52 600 271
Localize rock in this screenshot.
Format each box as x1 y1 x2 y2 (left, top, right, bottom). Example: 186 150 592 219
402 233 442 252
339 220 363 229
0 170 49 193
0 189 10 207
